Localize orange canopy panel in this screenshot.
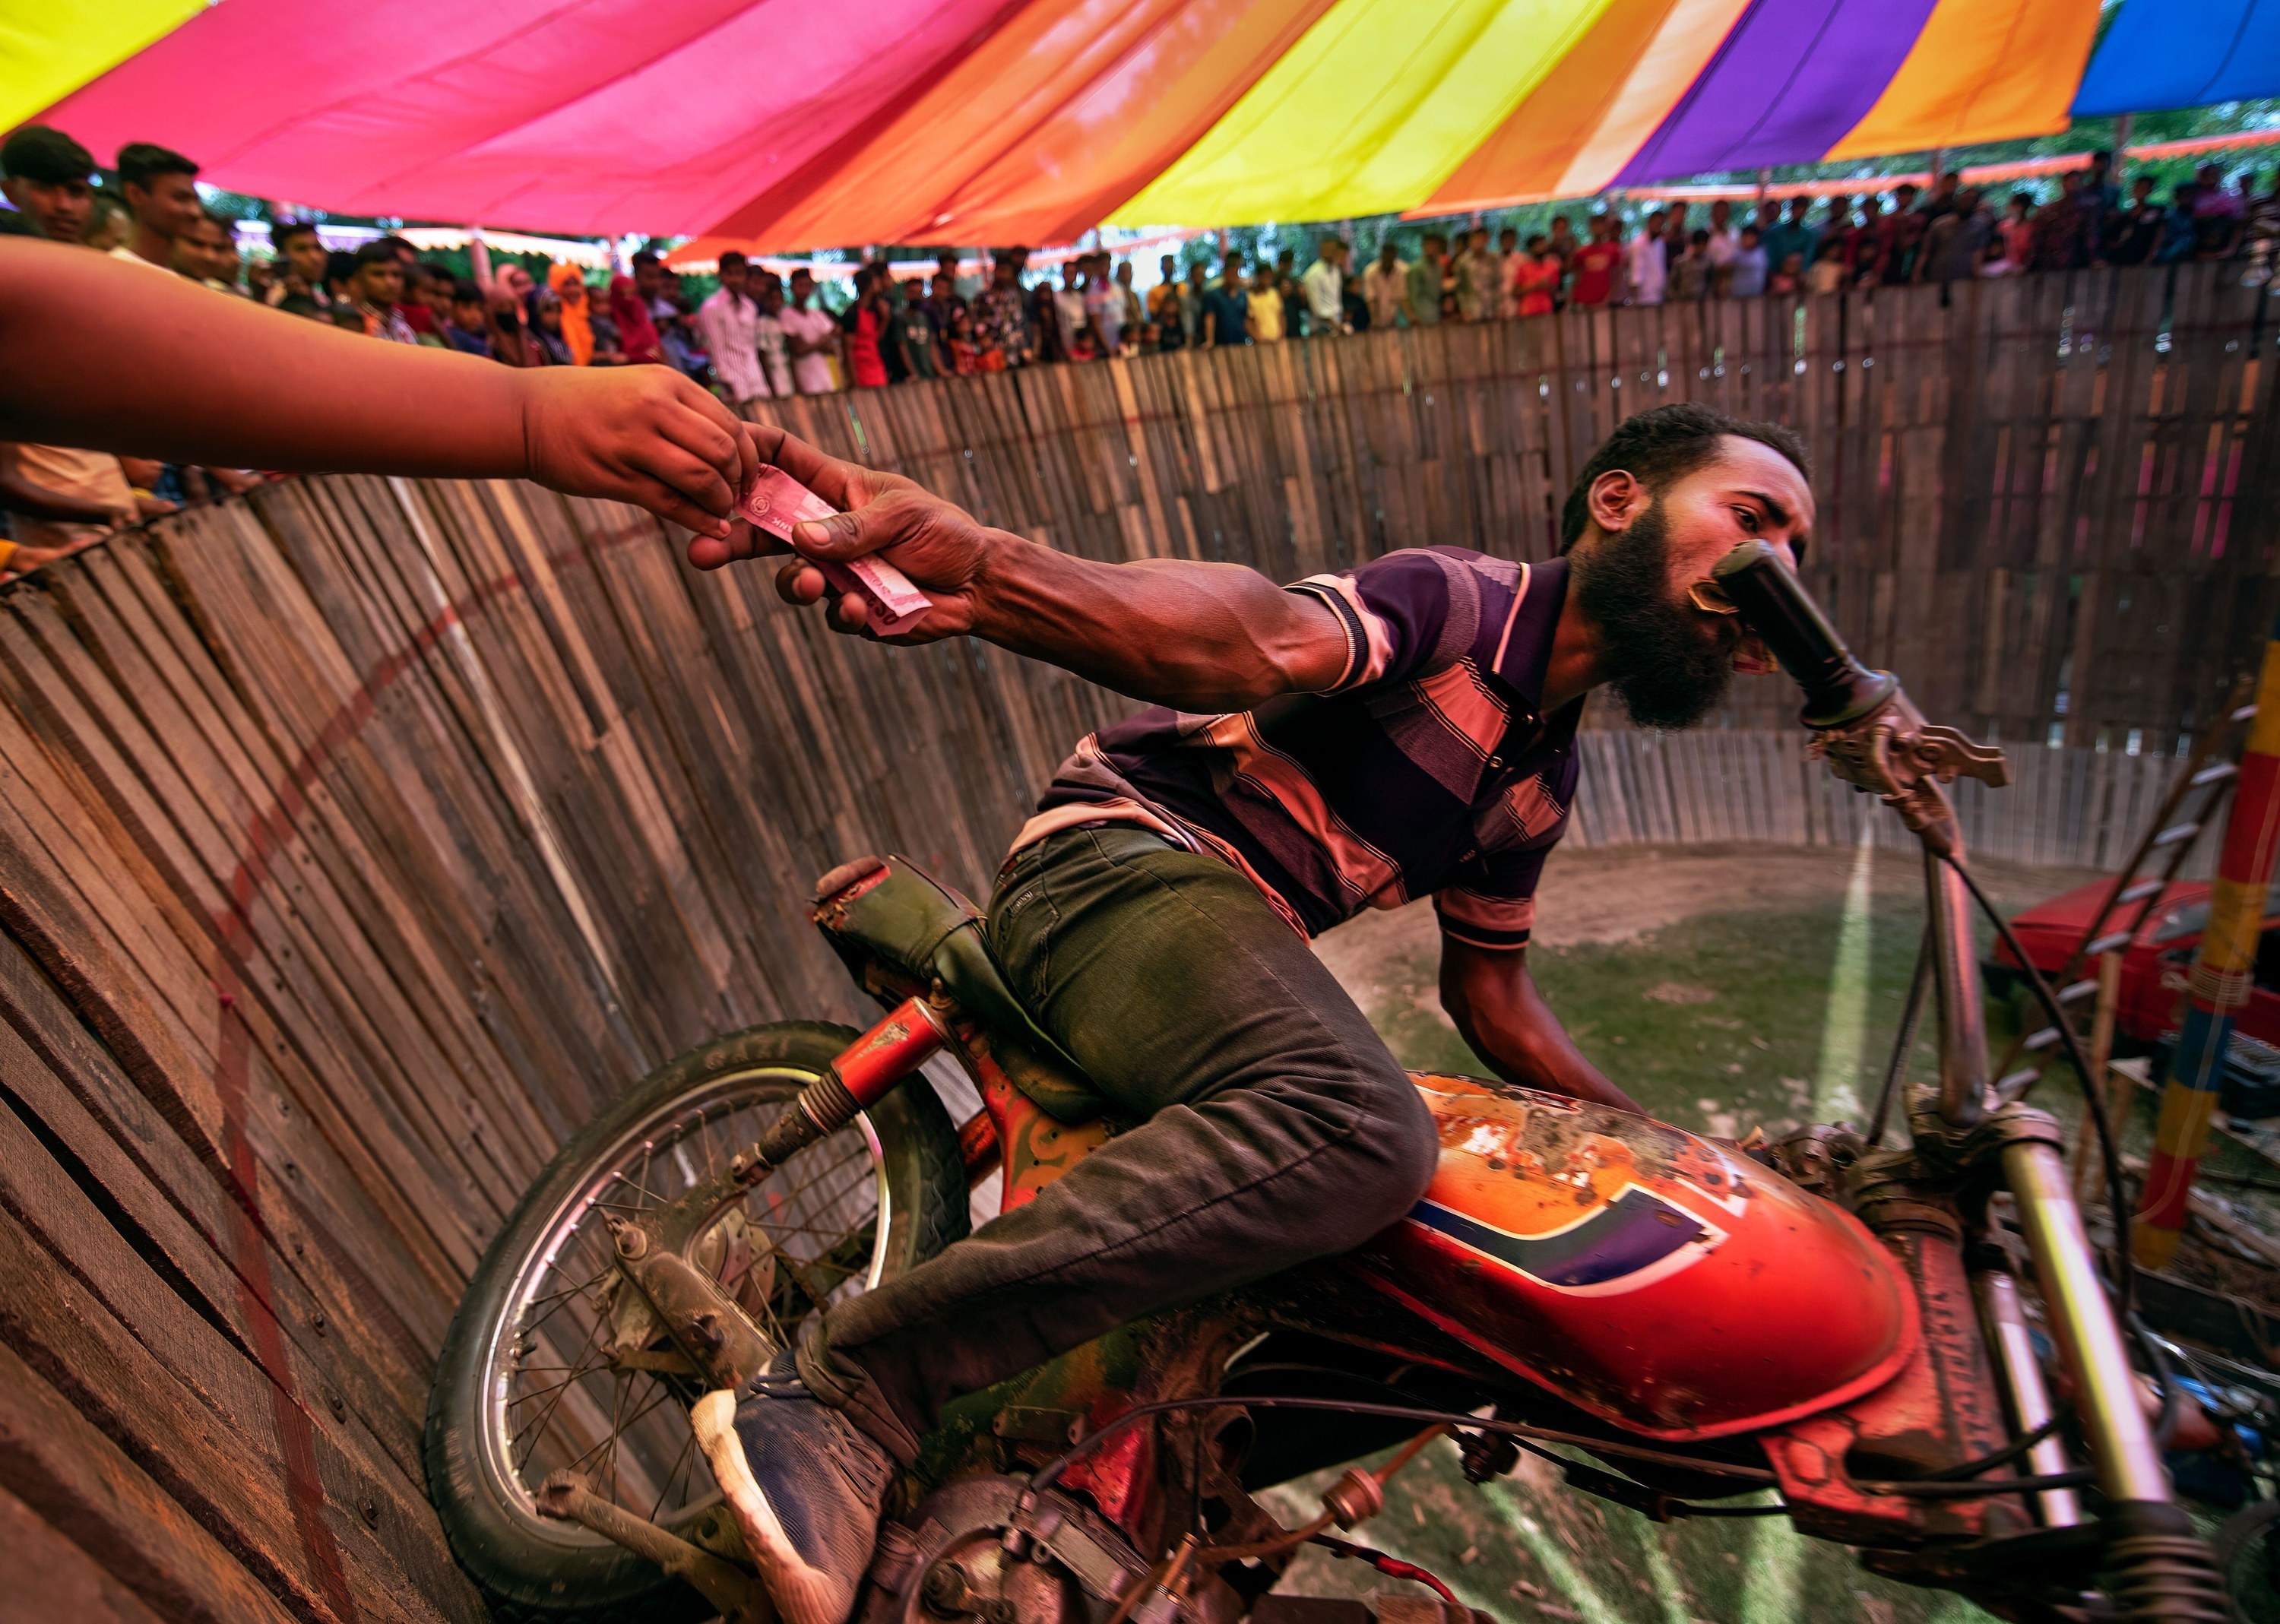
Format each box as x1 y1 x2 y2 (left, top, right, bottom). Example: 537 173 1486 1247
708 0 1338 252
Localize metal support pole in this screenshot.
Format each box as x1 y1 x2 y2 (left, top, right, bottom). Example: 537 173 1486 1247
1973 1265 2085 1527
2004 1141 2171 1504
1927 848 1992 1127
2136 614 2280 1267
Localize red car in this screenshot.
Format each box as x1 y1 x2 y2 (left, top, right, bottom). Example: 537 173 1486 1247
1984 878 2280 1050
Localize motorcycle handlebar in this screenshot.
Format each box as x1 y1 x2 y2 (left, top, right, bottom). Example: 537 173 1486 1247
1711 540 1897 728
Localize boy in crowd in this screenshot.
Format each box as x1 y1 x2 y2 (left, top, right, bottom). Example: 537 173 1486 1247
780 268 841 394
1201 254 1249 348
1728 223 1768 299
115 142 204 270
1567 213 1623 307
1 127 96 244
267 220 331 305
442 281 494 356
1404 232 1446 327
1363 239 1405 331
346 242 417 343
1246 260 1285 342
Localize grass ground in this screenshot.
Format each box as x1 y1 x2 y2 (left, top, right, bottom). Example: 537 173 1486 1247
1272 840 2134 1623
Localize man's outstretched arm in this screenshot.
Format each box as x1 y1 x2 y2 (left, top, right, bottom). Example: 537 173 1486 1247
699 425 1348 712
1438 937 1642 1114
0 238 756 537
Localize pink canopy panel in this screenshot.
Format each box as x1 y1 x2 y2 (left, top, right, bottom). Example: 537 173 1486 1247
37 0 1030 236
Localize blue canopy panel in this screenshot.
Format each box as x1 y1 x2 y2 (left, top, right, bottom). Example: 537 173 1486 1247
2074 0 2280 115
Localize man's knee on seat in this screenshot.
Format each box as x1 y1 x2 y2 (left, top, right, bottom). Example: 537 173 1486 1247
1324 1065 1440 1246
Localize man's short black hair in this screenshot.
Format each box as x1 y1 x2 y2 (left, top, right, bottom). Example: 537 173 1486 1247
352 239 399 271
717 249 748 272
630 250 661 272
1559 403 1810 553
450 278 483 304
271 217 319 248
325 249 357 285
2 125 96 184
116 142 198 190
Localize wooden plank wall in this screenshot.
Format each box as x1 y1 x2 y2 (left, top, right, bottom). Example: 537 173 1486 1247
0 265 2259 1621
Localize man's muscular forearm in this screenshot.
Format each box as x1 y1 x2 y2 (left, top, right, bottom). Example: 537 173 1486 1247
967 537 1343 711
714 424 1348 711
1439 940 1641 1114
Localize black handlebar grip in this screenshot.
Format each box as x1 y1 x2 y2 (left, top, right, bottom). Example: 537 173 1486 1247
1711 540 1896 728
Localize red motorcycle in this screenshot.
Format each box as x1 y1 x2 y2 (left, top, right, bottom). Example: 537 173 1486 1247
423 544 2228 1622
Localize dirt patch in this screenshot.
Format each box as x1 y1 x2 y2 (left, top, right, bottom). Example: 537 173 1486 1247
1312 841 2098 1016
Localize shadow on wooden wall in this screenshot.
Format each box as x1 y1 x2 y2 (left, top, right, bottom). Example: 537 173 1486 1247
0 262 2266 1621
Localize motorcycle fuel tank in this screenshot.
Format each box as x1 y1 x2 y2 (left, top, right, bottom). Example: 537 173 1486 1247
1358 1075 1917 1442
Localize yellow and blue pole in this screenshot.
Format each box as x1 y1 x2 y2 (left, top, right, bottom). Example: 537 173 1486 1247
2134 617 2280 1268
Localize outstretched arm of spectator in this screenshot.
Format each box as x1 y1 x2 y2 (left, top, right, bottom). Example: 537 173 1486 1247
695 425 1347 712
0 239 756 537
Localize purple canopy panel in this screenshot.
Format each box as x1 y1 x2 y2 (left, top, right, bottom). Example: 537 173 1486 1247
1613 0 1942 186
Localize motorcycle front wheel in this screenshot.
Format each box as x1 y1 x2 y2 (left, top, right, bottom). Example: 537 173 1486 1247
423 1021 970 1623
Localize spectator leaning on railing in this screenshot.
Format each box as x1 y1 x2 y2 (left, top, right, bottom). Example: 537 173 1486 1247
0 131 179 572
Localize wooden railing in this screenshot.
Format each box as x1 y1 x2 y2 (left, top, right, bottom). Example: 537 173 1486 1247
1 261 2262 1622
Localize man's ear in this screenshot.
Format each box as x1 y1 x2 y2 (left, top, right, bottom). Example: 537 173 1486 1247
1586 470 1645 535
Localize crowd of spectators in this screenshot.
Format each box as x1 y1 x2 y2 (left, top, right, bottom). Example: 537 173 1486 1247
8 116 2280 527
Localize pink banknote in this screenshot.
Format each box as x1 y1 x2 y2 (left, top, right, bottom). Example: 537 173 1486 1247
738 466 933 636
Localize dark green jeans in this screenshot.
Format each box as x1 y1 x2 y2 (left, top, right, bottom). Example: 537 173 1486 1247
809 825 1439 1461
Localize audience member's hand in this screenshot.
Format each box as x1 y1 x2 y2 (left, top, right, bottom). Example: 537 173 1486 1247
689 425 993 640
133 494 180 522
515 366 758 538
11 533 103 572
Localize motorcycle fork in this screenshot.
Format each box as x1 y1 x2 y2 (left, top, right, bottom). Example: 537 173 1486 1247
596 995 955 1391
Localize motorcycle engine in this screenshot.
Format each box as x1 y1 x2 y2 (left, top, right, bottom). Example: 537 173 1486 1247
860 1474 1157 1624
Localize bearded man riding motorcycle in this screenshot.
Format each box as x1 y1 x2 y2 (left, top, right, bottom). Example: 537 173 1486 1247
686 400 1816 1624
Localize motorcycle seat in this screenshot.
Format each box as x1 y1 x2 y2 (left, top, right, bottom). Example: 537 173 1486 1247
809 854 1107 1122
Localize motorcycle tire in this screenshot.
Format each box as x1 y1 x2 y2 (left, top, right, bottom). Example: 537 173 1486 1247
2215 1498 2280 1623
423 1021 970 1624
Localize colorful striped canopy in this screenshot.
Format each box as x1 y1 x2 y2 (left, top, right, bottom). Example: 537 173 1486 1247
0 0 2229 250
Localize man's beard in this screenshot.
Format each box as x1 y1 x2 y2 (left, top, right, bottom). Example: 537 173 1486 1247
1572 501 1734 732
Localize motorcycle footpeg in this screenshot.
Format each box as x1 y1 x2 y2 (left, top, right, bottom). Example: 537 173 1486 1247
535 1467 768 1622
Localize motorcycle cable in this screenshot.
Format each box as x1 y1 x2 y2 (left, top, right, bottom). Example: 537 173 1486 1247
1867 926 1933 1147
1921 1409 2068 1480
1501 1432 1794 1518
1942 852 2136 1322
1021 1394 1779 1500
2132 1313 2188 1450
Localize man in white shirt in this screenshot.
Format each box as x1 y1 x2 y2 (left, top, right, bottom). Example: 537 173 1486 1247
1360 242 1406 331
695 251 769 408
1053 261 1091 358
114 142 204 271
1300 237 1348 336
1626 210 1668 305
780 269 841 394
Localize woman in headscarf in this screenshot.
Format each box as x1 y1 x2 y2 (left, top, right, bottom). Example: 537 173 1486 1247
527 288 575 366
608 274 662 365
548 262 595 365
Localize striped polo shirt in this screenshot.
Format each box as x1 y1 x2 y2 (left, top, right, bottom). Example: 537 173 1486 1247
1014 548 1579 949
